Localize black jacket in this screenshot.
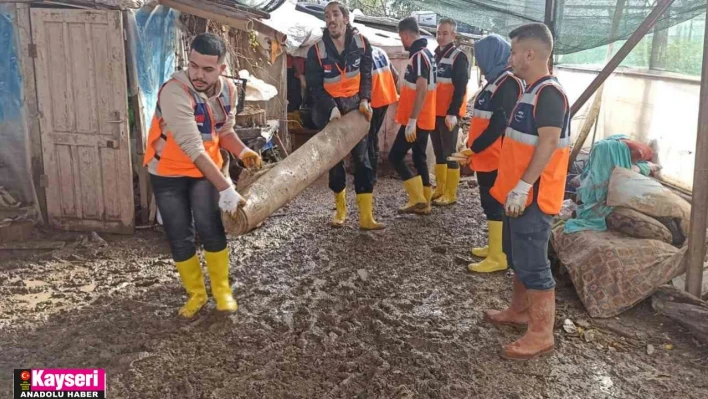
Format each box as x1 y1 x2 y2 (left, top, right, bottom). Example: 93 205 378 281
305 28 373 115
435 43 470 116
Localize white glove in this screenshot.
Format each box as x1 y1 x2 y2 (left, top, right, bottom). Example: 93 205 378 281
329 107 341 121
405 118 417 143
505 180 533 218
218 185 246 215
445 115 458 131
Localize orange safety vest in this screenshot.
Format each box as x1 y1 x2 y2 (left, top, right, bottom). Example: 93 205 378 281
395 48 437 130
371 46 398 108
435 45 467 117
467 70 524 172
143 78 236 178
315 34 366 98
490 76 571 215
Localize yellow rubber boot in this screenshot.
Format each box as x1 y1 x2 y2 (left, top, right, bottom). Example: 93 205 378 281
205 248 238 312
174 255 208 318
471 245 489 258
433 167 460 206
357 194 385 230
398 176 427 214
432 164 447 201
331 189 347 228
415 186 433 215
469 220 508 273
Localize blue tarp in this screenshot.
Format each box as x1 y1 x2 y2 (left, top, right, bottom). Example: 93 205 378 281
128 5 180 134
0 5 37 207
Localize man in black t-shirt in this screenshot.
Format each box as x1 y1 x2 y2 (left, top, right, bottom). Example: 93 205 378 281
485 23 571 361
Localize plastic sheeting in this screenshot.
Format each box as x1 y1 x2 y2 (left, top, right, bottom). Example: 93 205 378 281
0 5 39 214
125 5 180 137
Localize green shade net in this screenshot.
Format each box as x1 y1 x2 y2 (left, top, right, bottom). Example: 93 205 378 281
405 0 707 54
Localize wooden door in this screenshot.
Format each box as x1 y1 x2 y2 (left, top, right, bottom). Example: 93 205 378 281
31 9 133 234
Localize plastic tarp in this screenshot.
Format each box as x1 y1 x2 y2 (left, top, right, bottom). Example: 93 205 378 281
0 5 39 218
125 5 180 139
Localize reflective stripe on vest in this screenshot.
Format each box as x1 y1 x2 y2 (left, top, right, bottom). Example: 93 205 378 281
489 76 571 215
142 77 235 178
466 71 523 172
371 46 398 108
395 48 437 130
435 46 467 117
315 34 366 98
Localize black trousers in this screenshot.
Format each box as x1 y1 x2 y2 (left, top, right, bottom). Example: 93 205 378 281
387 125 432 187
151 174 227 262
431 116 460 169
476 170 504 221
329 137 374 194
368 105 389 183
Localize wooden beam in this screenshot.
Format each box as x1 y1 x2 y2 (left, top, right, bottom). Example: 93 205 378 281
158 0 287 44
570 0 677 117
685 7 708 298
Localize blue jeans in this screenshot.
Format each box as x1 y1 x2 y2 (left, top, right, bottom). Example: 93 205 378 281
503 202 555 290
150 174 227 262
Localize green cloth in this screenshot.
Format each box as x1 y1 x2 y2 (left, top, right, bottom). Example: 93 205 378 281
636 161 652 176
564 134 632 234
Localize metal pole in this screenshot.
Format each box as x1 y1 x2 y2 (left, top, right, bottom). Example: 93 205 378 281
545 0 556 72
684 8 708 298
570 0 676 117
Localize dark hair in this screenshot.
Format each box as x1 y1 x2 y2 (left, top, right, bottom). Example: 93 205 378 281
398 17 420 35
326 1 349 19
509 23 554 50
191 33 227 62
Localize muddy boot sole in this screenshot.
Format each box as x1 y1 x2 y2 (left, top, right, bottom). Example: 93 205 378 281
500 345 554 361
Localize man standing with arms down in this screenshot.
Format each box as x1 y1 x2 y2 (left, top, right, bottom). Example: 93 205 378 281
388 17 437 215
431 18 469 207
143 33 262 318
486 23 570 360
306 1 383 230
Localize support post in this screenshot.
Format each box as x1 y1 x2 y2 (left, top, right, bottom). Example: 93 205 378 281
685 8 708 298
570 0 676 117
545 0 556 72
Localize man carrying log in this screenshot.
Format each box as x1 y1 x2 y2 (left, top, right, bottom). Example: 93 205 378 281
388 17 437 215
306 1 384 230
143 33 262 318
486 24 571 360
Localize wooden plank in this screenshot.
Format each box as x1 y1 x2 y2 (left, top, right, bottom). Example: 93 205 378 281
685 7 708 298
15 4 47 223
0 241 66 251
570 0 677 117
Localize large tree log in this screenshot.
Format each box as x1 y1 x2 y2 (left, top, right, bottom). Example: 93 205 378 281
223 111 369 235
652 285 708 344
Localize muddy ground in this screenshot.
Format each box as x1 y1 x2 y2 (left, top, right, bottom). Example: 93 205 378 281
1 175 708 398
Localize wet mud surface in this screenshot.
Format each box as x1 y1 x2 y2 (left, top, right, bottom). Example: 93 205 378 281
1 176 708 398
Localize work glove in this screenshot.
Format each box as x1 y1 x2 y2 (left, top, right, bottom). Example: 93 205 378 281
238 147 262 170
505 180 533 218
447 148 473 165
359 99 373 122
330 107 342 121
445 115 458 131
218 185 246 216
405 118 417 143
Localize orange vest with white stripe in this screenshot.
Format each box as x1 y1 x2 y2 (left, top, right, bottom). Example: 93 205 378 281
371 46 398 108
395 48 437 130
467 70 523 172
315 34 366 98
490 76 571 215
142 78 236 178
435 45 467 117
